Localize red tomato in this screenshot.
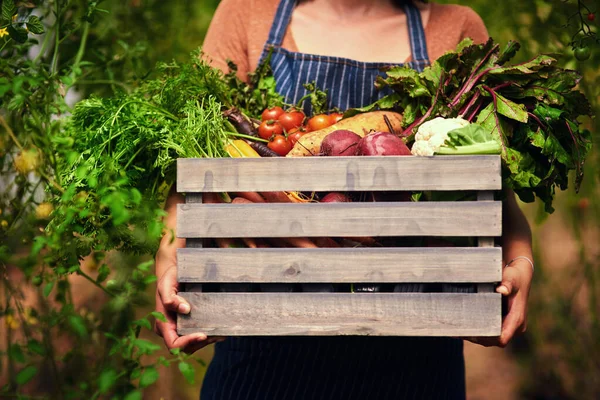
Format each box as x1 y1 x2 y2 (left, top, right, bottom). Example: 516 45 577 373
307 114 331 131
329 113 343 125
261 106 285 121
287 128 306 147
278 110 305 132
588 13 595 22
258 120 283 140
268 134 292 156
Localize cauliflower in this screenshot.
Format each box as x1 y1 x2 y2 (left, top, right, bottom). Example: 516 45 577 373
411 117 470 156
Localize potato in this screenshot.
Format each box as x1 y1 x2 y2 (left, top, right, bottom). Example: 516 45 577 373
286 111 403 157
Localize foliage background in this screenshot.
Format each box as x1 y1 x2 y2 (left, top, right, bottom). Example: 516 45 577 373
0 0 598 398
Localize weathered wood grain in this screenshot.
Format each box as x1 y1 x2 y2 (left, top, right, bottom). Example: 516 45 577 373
477 191 497 293
176 156 502 193
177 247 502 283
177 201 502 238
177 292 502 336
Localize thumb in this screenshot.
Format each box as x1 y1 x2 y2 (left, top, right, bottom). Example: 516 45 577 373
496 266 521 296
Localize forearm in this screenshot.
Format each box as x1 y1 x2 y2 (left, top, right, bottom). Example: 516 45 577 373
155 188 186 281
501 190 533 270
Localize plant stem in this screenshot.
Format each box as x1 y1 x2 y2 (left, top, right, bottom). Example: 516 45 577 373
75 268 114 297
50 0 61 74
0 115 24 151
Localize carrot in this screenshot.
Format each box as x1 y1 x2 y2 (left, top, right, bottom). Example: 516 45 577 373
286 111 404 157
313 237 341 248
231 191 266 203
261 191 293 203
215 237 238 248
282 237 319 248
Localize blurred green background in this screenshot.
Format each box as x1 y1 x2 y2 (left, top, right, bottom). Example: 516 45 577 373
1 0 598 398
142 0 600 397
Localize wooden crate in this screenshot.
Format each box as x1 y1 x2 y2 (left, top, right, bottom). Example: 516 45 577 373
176 156 503 337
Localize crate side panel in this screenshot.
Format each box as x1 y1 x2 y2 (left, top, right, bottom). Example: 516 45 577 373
176 156 501 192
176 202 502 238
177 247 503 283
177 293 501 337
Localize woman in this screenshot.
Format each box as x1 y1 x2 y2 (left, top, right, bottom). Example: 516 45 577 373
154 0 534 398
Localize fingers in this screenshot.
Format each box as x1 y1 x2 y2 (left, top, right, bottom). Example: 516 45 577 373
157 268 191 315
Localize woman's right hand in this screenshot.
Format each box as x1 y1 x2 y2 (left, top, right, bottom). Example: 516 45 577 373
154 189 222 353
154 265 218 354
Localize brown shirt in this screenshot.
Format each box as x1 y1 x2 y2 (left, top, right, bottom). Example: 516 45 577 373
202 0 489 81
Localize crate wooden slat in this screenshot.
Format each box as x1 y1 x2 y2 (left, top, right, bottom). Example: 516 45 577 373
177 247 502 283
177 156 501 192
177 201 502 238
178 293 501 336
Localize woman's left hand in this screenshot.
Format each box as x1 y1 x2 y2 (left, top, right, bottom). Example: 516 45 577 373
466 258 533 347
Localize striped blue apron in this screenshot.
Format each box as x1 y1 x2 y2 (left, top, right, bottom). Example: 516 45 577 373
263 0 430 114
201 1 466 399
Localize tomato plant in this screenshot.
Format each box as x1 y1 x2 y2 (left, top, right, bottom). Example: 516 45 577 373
258 120 284 139
261 106 285 121
268 134 292 156
277 109 305 131
574 45 592 60
307 114 331 131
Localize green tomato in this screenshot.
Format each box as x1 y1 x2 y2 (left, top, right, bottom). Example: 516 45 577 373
32 276 43 286
574 46 591 61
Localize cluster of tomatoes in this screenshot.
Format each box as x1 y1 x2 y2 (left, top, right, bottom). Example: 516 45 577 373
258 106 343 156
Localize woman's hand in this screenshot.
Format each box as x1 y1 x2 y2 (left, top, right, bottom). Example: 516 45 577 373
467 258 533 347
154 265 220 354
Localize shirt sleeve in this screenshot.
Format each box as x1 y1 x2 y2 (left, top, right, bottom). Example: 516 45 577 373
460 7 490 44
201 0 251 82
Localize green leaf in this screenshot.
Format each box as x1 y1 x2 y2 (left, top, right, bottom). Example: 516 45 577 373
68 315 88 338
178 361 195 384
496 41 521 65
134 318 152 330
132 339 161 355
437 124 501 155
31 236 45 256
151 311 167 323
2 0 15 21
139 366 159 388
123 391 142 400
26 340 45 356
475 103 512 156
9 344 26 363
26 15 44 34
98 368 117 394
43 281 54 297
8 25 28 43
492 92 528 123
16 366 37 386
488 54 556 75
96 263 110 283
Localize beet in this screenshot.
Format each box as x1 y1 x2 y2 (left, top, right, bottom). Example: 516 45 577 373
321 192 351 202
320 130 362 156
355 131 411 156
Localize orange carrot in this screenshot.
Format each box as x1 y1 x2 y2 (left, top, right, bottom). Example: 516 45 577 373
231 191 266 203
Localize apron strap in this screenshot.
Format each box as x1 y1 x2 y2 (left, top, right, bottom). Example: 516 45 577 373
404 1 430 63
266 0 296 46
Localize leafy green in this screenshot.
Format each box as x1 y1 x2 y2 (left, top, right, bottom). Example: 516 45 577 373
356 38 592 212
436 124 502 155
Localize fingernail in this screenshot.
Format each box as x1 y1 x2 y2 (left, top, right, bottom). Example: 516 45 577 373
195 333 207 341
496 286 508 295
179 303 191 314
